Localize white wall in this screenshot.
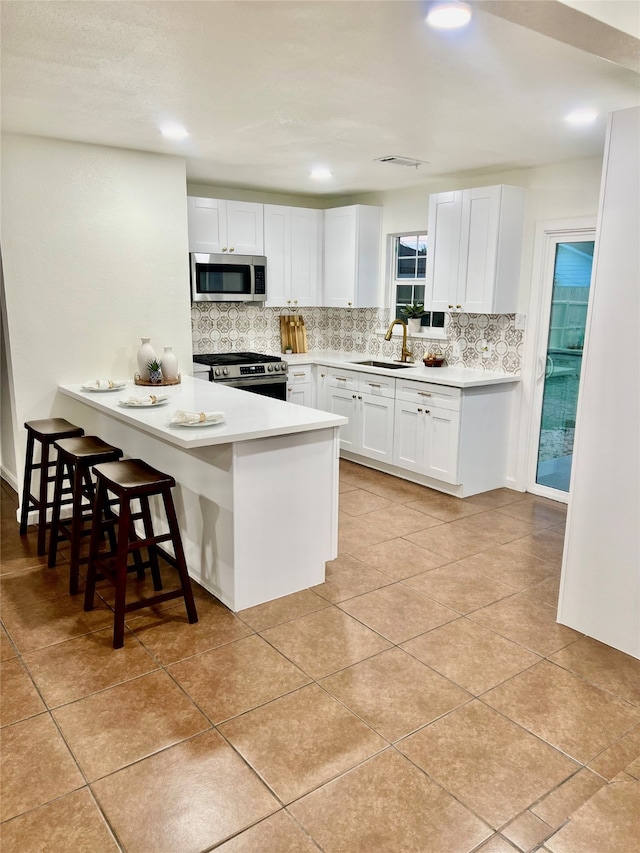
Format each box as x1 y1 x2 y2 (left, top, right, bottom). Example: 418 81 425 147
1 135 192 486
558 107 640 658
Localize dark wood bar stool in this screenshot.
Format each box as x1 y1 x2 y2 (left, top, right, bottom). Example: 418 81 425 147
84 459 198 648
48 436 124 595
20 418 85 556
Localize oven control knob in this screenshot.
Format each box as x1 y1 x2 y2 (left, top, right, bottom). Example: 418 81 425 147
214 368 221 377
279 363 286 371
223 368 229 376
268 364 274 372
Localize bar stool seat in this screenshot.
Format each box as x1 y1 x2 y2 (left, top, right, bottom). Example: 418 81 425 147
84 459 198 648
20 418 85 556
48 436 123 595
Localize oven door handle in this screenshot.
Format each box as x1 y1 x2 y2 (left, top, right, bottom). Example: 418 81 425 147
222 376 287 389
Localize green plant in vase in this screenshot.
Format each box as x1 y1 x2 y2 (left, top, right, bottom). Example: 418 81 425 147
402 301 425 319
146 359 163 384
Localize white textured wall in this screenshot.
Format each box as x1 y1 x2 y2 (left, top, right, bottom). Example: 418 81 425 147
1 135 192 484
558 107 640 658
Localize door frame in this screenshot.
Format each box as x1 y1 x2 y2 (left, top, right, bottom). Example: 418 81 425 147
515 217 596 503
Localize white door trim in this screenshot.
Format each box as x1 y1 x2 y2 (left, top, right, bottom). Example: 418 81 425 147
513 217 596 501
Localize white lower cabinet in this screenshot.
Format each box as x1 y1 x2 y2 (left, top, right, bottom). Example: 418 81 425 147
325 369 394 462
286 365 314 406
393 400 461 484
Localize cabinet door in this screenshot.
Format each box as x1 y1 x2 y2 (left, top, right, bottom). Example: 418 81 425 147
187 197 226 253
457 186 501 313
393 401 425 472
423 407 461 484
359 394 395 462
427 191 463 312
264 205 291 306
225 201 264 255
324 207 357 307
287 384 312 406
291 208 321 306
326 387 358 451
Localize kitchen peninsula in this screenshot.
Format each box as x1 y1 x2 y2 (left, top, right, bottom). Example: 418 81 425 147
58 376 347 611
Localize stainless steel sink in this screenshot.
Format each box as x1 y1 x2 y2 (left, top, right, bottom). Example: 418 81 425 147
352 360 415 370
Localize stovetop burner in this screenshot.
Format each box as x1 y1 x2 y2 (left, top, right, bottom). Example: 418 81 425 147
193 352 282 367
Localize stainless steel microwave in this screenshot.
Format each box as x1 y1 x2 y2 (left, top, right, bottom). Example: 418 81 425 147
190 253 267 303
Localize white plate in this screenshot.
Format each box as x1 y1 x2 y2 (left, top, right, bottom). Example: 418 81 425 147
173 418 226 428
118 397 169 408
81 381 127 392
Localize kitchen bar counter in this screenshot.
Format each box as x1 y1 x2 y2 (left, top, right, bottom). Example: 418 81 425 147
57 377 346 611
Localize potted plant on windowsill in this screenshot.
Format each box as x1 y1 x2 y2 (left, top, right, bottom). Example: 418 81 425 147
402 302 425 334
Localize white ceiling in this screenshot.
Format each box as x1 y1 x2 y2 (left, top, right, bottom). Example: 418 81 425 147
1 1 639 196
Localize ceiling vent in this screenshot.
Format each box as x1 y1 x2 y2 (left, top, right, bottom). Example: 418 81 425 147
375 155 427 168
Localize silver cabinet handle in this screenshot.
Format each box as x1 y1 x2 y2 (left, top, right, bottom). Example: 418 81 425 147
368 382 381 388
335 376 349 381
418 391 432 396
293 372 306 378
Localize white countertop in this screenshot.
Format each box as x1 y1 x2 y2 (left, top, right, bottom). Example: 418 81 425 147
282 351 520 388
59 376 347 449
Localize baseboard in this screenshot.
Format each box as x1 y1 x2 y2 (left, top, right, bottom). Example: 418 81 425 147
0 465 19 494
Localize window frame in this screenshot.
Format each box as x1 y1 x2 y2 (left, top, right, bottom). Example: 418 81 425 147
388 232 447 340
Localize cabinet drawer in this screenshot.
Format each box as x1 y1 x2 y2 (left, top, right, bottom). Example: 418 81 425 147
288 366 312 385
395 379 461 411
326 368 360 392
358 374 395 399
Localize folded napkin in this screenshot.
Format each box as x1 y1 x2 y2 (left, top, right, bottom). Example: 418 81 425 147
120 395 168 406
83 378 120 389
171 410 225 425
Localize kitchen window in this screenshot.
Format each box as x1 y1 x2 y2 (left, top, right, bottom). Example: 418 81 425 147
392 233 445 333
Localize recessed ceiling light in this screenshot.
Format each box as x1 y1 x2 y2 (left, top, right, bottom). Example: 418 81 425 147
310 167 332 181
426 1 472 29
565 111 598 125
160 123 190 140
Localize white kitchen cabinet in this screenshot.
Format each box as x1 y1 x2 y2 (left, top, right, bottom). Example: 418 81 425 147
426 185 526 313
287 364 314 406
393 400 461 484
264 205 322 307
187 197 264 255
325 368 395 462
323 205 382 308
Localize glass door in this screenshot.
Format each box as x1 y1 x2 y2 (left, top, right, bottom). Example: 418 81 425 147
533 238 594 495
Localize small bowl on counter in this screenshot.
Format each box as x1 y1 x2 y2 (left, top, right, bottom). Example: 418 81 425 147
423 354 445 368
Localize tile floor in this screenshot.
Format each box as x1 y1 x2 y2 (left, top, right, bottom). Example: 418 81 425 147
1 461 639 853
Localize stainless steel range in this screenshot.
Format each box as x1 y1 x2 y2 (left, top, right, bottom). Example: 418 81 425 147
192 352 288 400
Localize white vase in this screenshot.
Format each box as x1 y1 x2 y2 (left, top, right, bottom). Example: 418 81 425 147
161 346 179 380
407 318 422 334
136 337 156 381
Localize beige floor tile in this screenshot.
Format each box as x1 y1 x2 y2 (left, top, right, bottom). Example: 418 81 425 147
549 636 640 707
469 591 580 656
484 661 640 764
312 553 392 603
461 488 527 510
338 514 396 553
23 626 159 708
338 460 385 487
0 787 119 853
525 575 561 607
237 588 328 631
288 749 491 853
402 618 540 695
0 713 84 822
495 496 567 529
475 837 519 852
405 493 486 522
587 723 640 780
0 564 78 609
320 647 469 741
624 755 640 779
505 529 566 567
456 546 557 591
128 594 252 665
359 503 444 536
0 657 46 726
403 561 517 614
92 729 278 853
215 810 319 852
260 606 390 679
449 510 538 544
530 769 606 829
544 779 640 853
0 623 17 660
502 810 554 851
53 670 210 780
0 530 49 575
348 536 450 580
362 475 433 503
0 592 114 653
168 634 310 723
397 700 579 828
339 488 395 516
405 525 497 561
219 683 387 803
339 480 358 493
339 583 458 643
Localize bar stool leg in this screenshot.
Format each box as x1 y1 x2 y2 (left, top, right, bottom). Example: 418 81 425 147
162 490 198 624
36 440 51 556
139 496 163 592
113 498 132 650
84 480 107 613
47 455 67 570
68 461 87 595
19 431 36 536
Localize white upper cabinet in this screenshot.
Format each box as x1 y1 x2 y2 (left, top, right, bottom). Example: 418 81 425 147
323 205 382 308
264 205 321 307
426 185 526 313
187 197 264 255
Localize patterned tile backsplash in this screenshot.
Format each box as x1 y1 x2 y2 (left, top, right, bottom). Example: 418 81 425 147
191 304 523 373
